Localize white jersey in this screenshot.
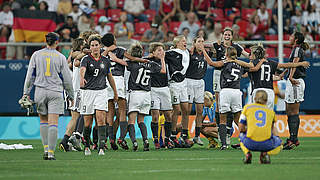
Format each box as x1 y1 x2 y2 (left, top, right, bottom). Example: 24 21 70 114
72 61 80 92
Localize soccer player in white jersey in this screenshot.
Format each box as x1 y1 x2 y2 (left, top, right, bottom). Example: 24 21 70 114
22 32 74 160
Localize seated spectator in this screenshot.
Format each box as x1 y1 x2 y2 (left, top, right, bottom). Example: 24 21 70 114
207 22 222 42
177 12 200 39
196 28 207 40
176 0 193 21
68 3 82 23
159 0 178 23
114 12 134 41
78 13 94 33
124 0 148 23
0 3 13 40
194 0 211 21
164 30 175 42
269 0 293 34
150 0 161 13
60 29 72 58
56 16 80 39
301 25 317 58
95 16 111 36
202 18 214 35
303 4 320 36
252 2 270 28
232 24 244 41
291 7 303 28
74 0 93 8
141 23 164 43
247 15 267 40
57 0 72 16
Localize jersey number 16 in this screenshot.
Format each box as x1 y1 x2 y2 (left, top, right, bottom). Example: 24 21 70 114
136 68 151 86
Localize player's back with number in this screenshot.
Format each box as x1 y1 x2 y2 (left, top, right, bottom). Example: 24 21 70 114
220 62 246 89
249 59 278 90
28 48 72 93
242 103 276 142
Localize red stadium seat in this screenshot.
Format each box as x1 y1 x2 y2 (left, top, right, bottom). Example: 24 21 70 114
236 20 249 38
265 48 276 58
135 22 150 35
144 9 156 22
283 48 292 58
221 21 233 29
265 35 278 48
169 21 181 34
117 0 125 8
106 22 115 33
108 9 121 22
210 9 226 21
241 8 255 21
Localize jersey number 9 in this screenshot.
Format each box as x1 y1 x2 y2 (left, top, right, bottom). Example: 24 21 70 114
255 110 266 127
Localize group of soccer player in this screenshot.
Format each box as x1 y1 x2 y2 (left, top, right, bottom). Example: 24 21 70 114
22 26 310 162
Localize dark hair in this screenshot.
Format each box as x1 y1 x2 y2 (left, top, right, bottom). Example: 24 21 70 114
67 16 73 20
39 1 49 11
193 35 204 44
88 35 102 46
204 18 214 30
149 42 164 53
72 38 84 51
223 28 233 36
45 32 59 46
196 29 207 40
101 33 115 47
294 32 310 50
252 46 265 59
226 46 237 60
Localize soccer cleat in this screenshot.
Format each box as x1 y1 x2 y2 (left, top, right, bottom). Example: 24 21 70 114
84 147 91 156
207 138 219 149
91 143 98 150
117 139 129 150
43 152 48 160
47 155 56 160
260 152 271 164
110 140 118 150
283 139 295 150
133 141 138 151
143 140 150 151
193 136 204 146
220 145 228 150
59 141 69 152
231 143 241 149
179 137 193 148
243 152 252 164
164 138 174 149
170 136 181 148
69 135 82 151
295 140 300 147
98 148 105 156
154 141 161 150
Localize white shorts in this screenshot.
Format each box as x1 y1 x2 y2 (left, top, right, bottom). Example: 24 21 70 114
212 69 221 93
219 88 242 113
70 90 81 112
151 87 172 111
80 89 108 115
187 78 205 104
106 75 126 100
128 90 151 115
169 79 189 105
285 78 305 103
252 88 275 110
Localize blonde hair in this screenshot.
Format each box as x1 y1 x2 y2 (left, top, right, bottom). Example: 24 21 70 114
128 41 143 58
172 35 185 48
226 46 237 60
204 91 215 101
149 42 165 53
254 90 268 104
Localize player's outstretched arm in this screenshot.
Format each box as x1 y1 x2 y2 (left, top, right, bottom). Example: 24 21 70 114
124 52 149 63
159 50 166 74
232 59 254 68
200 44 224 67
108 52 128 66
249 58 267 72
277 61 310 68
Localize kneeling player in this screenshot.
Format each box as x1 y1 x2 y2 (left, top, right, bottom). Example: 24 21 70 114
126 42 165 151
239 90 282 164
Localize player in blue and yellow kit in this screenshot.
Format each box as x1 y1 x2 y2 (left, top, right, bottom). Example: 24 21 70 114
239 90 282 164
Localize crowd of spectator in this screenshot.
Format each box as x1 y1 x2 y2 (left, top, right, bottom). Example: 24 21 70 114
0 0 320 59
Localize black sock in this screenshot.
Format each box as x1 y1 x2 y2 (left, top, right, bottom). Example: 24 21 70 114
98 126 106 149
287 115 294 141
226 113 233 135
151 122 159 140
291 115 300 142
164 121 172 138
93 126 98 144
128 124 136 143
105 123 109 140
84 127 91 147
62 134 70 144
195 127 201 137
76 115 84 134
182 129 188 139
119 121 128 140
138 122 148 141
215 113 220 125
219 124 227 146
108 126 114 141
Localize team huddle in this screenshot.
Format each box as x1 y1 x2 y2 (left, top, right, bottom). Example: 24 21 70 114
21 28 310 163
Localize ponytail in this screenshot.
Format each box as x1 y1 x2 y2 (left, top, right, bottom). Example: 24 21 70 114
301 42 310 51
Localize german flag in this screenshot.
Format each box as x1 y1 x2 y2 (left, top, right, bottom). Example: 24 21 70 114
13 9 57 42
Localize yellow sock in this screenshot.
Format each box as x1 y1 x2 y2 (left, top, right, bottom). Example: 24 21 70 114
240 142 250 155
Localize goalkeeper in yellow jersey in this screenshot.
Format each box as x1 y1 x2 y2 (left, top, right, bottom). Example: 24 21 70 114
239 90 282 164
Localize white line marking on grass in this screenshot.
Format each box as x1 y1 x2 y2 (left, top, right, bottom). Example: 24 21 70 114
131 168 218 174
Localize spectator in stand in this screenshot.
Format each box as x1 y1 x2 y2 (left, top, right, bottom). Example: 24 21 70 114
202 18 214 36
69 3 82 23
74 0 93 8
181 27 192 47
303 4 320 36
252 2 271 29
114 12 134 41
56 16 80 39
150 0 161 13
196 28 207 40
232 24 244 41
123 0 148 23
60 29 72 58
78 13 94 33
194 0 211 21
95 16 111 36
38 1 49 11
207 22 222 42
164 30 175 42
311 0 320 12
301 25 317 57
41 0 59 12
159 0 178 23
178 12 200 39
269 0 293 34
57 0 72 16
247 15 268 40
291 7 303 28
242 0 259 8
176 0 194 21
0 3 13 40
141 23 164 43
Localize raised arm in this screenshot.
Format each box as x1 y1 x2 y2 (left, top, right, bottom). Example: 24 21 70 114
159 51 166 74
124 52 149 63
108 52 128 66
233 59 254 68
200 44 224 67
277 61 310 69
249 58 266 72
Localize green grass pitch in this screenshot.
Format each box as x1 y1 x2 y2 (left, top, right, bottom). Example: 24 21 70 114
0 137 319 180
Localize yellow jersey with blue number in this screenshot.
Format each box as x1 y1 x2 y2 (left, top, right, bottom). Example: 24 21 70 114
239 103 276 142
